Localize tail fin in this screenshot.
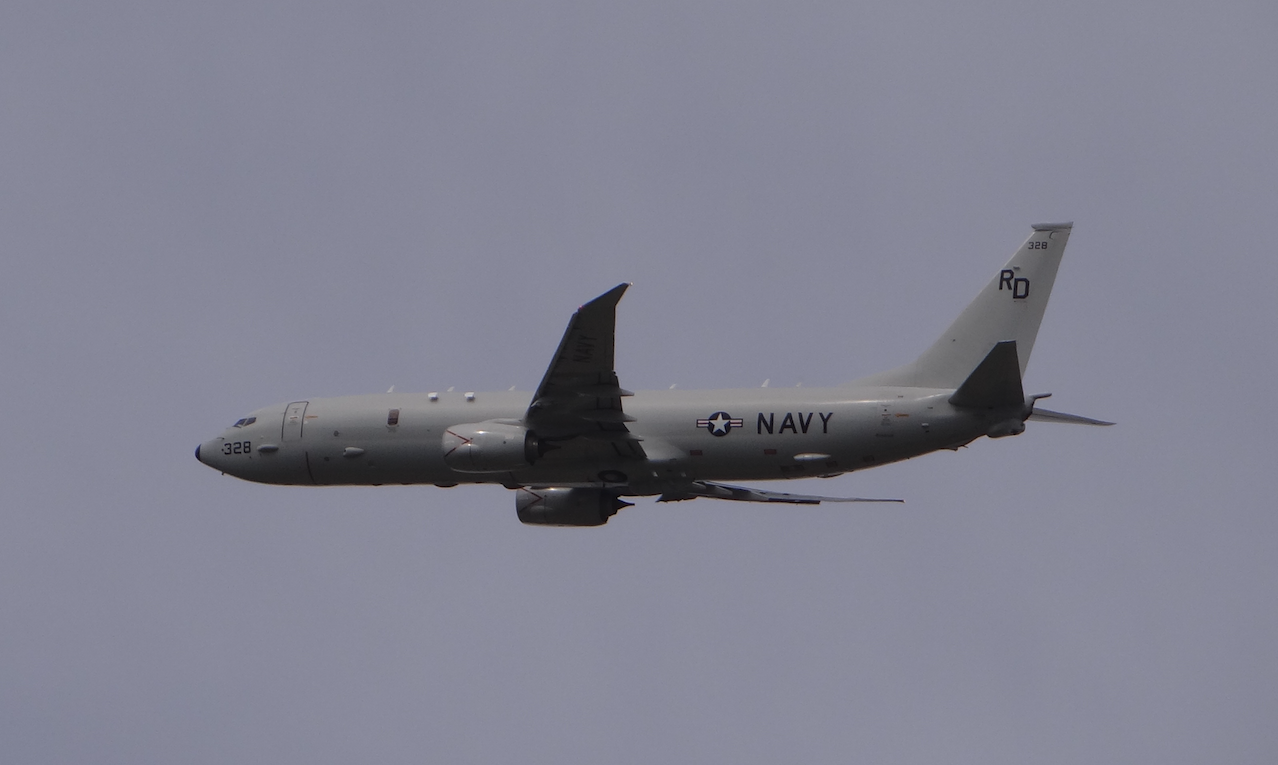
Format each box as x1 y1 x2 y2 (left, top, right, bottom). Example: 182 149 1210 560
856 222 1073 389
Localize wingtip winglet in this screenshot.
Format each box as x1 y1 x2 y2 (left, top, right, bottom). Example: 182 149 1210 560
576 283 630 312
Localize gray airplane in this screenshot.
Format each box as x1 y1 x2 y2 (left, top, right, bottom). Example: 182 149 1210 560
196 222 1110 525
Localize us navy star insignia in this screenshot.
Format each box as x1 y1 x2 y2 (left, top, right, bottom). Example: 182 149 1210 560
696 411 743 436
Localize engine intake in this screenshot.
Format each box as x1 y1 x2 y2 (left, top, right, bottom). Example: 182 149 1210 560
516 487 631 527
442 421 538 473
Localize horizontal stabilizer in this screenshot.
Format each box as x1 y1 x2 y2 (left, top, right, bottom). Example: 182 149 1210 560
949 340 1025 409
1028 407 1114 426
657 481 902 505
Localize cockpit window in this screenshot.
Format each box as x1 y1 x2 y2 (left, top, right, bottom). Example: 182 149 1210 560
232 417 257 428
233 418 246 428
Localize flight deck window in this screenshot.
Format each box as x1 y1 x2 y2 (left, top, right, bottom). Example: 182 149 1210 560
387 409 400 426
233 418 246 428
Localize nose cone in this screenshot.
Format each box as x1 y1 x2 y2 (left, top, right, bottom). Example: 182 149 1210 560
195 439 221 471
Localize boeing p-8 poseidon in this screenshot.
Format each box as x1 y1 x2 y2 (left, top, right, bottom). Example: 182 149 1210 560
196 223 1110 525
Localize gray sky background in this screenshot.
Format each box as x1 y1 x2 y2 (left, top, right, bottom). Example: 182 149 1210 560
3 2 1276 762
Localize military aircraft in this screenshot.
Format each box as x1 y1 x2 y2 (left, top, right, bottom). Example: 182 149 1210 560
196 222 1110 525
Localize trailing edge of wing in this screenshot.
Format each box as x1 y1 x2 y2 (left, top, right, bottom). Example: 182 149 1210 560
657 481 903 505
1027 407 1114 426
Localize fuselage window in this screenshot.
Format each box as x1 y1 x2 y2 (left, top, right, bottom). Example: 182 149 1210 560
387 409 400 426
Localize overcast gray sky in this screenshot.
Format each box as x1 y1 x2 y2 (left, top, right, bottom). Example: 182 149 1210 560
3 2 1276 763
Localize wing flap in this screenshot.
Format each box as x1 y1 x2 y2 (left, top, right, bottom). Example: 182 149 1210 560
657 481 903 505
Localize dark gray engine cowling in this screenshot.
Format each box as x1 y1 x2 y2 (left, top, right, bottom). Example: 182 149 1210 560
516 487 631 527
442 421 538 473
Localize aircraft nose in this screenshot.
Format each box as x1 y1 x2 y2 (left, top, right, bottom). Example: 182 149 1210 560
195 438 226 472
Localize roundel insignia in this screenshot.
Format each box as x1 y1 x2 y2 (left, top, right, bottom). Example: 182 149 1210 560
696 411 744 437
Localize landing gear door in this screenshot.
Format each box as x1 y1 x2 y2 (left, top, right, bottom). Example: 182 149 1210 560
282 401 309 442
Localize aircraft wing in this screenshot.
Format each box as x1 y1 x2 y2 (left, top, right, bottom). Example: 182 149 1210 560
524 284 645 459
657 481 903 505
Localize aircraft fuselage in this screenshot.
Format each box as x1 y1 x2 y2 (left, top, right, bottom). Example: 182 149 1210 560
196 386 1001 494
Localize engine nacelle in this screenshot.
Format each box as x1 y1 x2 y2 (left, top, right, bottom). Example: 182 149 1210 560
516 487 631 527
442 421 537 473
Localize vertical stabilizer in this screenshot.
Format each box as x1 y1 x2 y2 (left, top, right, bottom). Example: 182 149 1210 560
855 223 1072 389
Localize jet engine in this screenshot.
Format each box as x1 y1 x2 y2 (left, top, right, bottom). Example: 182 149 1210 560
515 487 632 527
442 421 538 473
